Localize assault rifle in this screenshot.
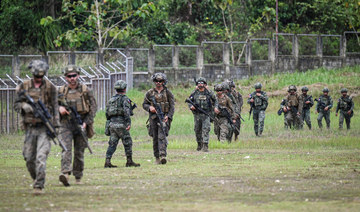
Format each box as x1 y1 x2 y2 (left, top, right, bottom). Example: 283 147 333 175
315 98 328 113
128 99 137 116
185 98 214 121
303 95 313 110
68 106 93 154
219 106 240 134
248 94 254 120
151 96 168 137
20 91 67 152
277 107 284 116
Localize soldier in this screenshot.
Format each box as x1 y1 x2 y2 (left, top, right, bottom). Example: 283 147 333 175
187 77 217 152
315 88 333 129
143 73 175 164
282 85 303 129
214 84 236 143
279 98 289 129
104 80 140 167
58 65 97 186
227 80 243 141
300 86 314 129
247 83 268 136
336 88 354 130
14 60 59 195
221 82 237 142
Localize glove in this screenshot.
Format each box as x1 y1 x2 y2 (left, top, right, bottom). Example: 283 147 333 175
22 103 33 113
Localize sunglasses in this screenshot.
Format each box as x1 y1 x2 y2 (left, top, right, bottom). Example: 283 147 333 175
216 90 222 92
34 75 44 79
197 82 205 84
66 74 78 78
154 80 164 83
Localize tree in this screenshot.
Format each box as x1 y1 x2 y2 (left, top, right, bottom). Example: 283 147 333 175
42 0 155 63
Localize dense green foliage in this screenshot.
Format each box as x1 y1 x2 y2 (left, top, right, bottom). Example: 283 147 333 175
0 0 359 54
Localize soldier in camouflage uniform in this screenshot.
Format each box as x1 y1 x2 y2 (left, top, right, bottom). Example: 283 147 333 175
227 80 243 141
143 73 175 164
14 60 59 195
214 84 236 143
316 88 333 129
247 83 268 136
300 86 314 129
221 82 237 141
282 85 303 129
187 77 217 152
104 80 140 168
279 98 289 129
58 65 97 186
336 88 354 130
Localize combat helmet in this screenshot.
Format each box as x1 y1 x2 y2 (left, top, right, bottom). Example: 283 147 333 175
151 72 167 85
222 82 230 91
114 80 127 90
254 82 262 89
322 87 329 93
301 86 309 92
63 65 80 76
28 60 49 77
196 77 207 85
226 79 235 88
340 88 348 93
288 85 297 92
214 84 223 92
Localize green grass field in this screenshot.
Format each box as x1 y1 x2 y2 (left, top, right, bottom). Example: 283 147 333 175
1 66 360 211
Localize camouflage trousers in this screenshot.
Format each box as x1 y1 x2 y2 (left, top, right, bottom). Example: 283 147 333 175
283 112 289 129
233 116 241 137
149 117 170 158
253 110 265 135
106 122 133 159
301 109 312 129
23 125 51 189
285 111 302 129
339 112 352 129
194 113 211 144
214 116 232 142
59 122 86 179
317 111 331 129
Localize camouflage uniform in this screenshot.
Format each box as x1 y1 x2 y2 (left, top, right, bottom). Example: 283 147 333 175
104 80 140 167
316 88 333 129
247 83 268 136
14 60 59 192
58 65 97 184
300 87 314 130
336 89 354 129
143 73 175 164
214 84 236 142
284 86 303 129
230 87 243 140
188 78 217 151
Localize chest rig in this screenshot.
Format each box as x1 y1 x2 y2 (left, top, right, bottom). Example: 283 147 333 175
107 94 125 117
287 93 299 107
193 90 211 111
339 96 351 110
59 84 90 115
150 89 170 113
22 79 52 123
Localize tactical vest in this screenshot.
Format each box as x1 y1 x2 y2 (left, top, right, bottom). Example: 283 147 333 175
192 90 212 111
59 84 90 115
106 94 125 117
22 79 52 124
287 94 299 107
339 96 351 110
319 95 330 106
253 95 263 107
150 89 170 113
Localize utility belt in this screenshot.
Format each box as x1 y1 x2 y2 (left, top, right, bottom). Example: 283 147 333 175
110 116 124 122
26 122 45 128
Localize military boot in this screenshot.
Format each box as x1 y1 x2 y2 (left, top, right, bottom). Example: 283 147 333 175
160 156 167 164
202 143 209 152
33 188 43 195
104 158 117 168
59 173 70 187
126 155 140 167
155 157 161 165
234 134 238 141
196 142 202 151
